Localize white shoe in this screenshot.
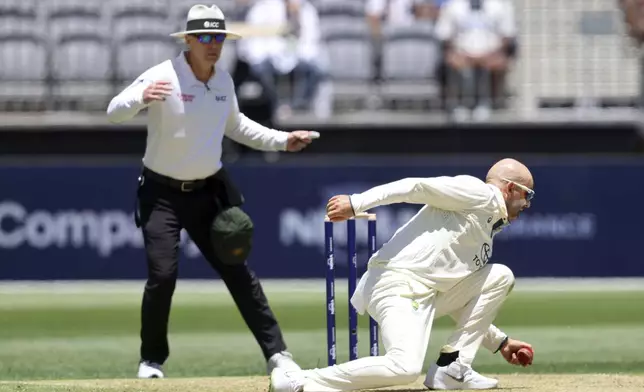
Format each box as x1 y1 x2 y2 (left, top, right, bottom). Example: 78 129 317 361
269 368 304 392
137 361 164 379
424 360 498 390
267 351 302 374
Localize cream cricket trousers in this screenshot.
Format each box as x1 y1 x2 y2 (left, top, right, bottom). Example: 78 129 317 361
299 263 515 392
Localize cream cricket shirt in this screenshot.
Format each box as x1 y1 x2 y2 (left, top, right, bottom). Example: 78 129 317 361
107 52 289 181
351 175 509 292
350 175 510 351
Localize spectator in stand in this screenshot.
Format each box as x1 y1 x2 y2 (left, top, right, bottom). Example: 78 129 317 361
237 0 324 120
366 0 440 38
435 0 517 122
366 0 441 82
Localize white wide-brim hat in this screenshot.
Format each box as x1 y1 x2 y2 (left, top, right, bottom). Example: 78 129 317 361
170 4 242 40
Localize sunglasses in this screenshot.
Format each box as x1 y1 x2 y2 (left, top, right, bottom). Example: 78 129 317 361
192 33 226 44
501 178 535 201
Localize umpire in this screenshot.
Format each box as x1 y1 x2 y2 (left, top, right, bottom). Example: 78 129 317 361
106 4 317 379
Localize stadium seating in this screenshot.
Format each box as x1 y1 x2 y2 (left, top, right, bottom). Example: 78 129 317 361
316 0 366 38
46 1 107 42
379 23 440 107
0 0 638 118
51 32 113 109
512 0 639 114
0 0 442 113
0 1 48 109
323 22 378 107
0 33 49 109
0 0 44 35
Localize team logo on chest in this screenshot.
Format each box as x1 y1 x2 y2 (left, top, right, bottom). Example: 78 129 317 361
473 243 491 268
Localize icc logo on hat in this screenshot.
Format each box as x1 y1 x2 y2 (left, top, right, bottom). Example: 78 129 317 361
203 21 220 28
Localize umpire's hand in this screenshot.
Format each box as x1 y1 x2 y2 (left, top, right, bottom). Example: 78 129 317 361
286 130 319 152
142 81 173 104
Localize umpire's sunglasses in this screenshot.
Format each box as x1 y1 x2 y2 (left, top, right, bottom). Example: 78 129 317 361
501 178 535 201
191 33 226 44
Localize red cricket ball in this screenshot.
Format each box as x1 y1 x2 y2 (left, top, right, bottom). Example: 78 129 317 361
517 347 533 366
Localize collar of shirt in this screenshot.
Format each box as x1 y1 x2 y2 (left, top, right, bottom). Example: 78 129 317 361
175 51 219 90
489 184 509 223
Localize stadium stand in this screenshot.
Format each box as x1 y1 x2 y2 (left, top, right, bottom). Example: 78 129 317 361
0 0 47 110
47 0 112 110
316 0 366 38
0 0 641 127
322 21 377 109
378 23 440 109
514 0 640 114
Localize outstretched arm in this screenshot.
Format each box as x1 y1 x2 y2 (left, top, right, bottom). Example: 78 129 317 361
351 175 494 213
359 175 493 208
224 89 318 152
326 175 494 222
224 91 290 151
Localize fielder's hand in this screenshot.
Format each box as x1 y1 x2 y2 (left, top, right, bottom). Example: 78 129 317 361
500 338 533 367
326 195 355 222
142 81 173 104
286 130 319 152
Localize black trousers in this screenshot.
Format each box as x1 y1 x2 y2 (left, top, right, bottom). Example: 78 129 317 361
136 171 287 364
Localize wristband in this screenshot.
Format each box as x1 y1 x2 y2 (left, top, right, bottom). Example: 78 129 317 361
495 336 509 353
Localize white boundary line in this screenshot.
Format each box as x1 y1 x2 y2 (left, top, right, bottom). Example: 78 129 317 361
1 278 644 294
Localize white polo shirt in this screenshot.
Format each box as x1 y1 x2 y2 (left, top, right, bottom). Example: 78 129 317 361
106 52 289 181
435 0 516 57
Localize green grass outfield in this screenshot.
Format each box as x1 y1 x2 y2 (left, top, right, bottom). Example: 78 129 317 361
1 278 643 381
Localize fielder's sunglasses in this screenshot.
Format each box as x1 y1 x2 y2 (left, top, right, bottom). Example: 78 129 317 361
192 33 226 44
501 178 535 201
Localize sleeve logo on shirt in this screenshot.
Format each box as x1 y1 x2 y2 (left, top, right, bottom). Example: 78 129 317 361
215 95 227 102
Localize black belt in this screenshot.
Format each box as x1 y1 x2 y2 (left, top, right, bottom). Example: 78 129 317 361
143 167 213 192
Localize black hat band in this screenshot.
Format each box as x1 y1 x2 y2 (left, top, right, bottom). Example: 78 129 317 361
187 18 226 32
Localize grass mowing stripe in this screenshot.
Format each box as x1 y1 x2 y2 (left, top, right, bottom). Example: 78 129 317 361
2 291 644 339
1 326 643 380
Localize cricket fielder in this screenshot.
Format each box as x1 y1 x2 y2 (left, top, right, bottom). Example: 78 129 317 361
270 158 535 391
